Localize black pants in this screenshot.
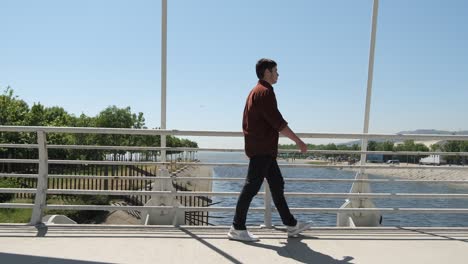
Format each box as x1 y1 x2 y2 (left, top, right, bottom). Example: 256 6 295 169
232 155 297 230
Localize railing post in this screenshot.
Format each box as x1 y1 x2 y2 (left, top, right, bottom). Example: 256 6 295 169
160 0 167 164
171 169 180 227
262 180 273 228
30 131 48 226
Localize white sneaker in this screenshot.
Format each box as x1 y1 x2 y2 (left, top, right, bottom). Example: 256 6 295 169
227 226 260 242
287 221 313 237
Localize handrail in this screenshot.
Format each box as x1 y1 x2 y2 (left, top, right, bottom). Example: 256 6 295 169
1 125 468 140
1 143 468 157
1 159 466 170
3 188 468 199
3 173 468 184
2 203 468 214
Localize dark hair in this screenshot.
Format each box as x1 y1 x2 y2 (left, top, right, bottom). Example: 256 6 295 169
256 58 277 79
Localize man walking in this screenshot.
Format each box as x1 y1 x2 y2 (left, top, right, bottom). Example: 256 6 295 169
228 58 313 242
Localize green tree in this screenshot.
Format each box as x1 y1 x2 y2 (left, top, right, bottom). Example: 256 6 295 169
381 141 395 151
0 87 30 126
0 88 33 161
94 106 137 160
26 103 46 126
443 141 462 164
367 141 377 151
0 90 199 163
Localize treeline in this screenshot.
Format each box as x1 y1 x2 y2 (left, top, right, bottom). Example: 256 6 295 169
0 87 198 161
280 139 468 164
279 140 430 152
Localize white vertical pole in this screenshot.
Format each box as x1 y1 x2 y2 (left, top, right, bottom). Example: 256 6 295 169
360 0 379 169
356 0 379 211
30 131 48 226
161 0 167 163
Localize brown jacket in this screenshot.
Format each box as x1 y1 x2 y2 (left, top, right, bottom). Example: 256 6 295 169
243 80 288 158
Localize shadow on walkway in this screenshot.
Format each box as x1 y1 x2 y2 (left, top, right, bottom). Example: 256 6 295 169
0 253 111 264
398 227 468 243
180 227 243 264
245 235 355 264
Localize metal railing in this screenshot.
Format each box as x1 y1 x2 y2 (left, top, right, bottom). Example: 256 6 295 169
1 125 468 227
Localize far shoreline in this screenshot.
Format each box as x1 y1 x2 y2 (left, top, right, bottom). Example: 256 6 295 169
287 159 468 183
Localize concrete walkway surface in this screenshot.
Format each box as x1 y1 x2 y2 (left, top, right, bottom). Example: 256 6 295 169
1 224 468 264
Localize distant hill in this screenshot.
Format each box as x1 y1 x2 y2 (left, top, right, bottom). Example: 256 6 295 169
341 129 468 146
397 129 468 135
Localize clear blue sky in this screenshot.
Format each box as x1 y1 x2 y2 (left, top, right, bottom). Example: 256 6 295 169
1 0 467 148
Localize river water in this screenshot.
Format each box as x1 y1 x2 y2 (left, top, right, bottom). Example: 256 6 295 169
197 152 468 227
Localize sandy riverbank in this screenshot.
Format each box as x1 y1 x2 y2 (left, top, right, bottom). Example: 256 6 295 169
288 159 468 182
104 165 213 225
176 165 213 191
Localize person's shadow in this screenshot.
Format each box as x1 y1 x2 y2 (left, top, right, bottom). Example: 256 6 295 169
245 235 354 264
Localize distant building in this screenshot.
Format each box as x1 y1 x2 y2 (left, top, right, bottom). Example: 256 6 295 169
367 154 384 163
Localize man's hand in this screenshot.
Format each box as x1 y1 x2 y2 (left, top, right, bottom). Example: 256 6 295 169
280 126 308 154
297 140 307 154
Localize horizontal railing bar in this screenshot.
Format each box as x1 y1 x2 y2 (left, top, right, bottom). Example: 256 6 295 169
0 143 198 152
285 193 468 199
172 162 468 170
2 188 468 200
48 145 197 151
0 126 245 136
46 189 171 196
7 174 167 180
49 160 167 166
175 177 468 184
0 144 38 149
3 202 466 214
0 203 35 209
278 150 468 156
0 159 39 164
181 207 468 213
1 126 468 141
288 208 468 214
169 192 468 199
278 178 468 184
1 173 468 185
0 159 169 166
45 205 171 210
2 143 468 157
0 173 39 178
2 144 237 152
0 188 37 194
54 175 167 180
1 159 467 170
2 173 468 184
36 204 468 214
0 174 168 181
